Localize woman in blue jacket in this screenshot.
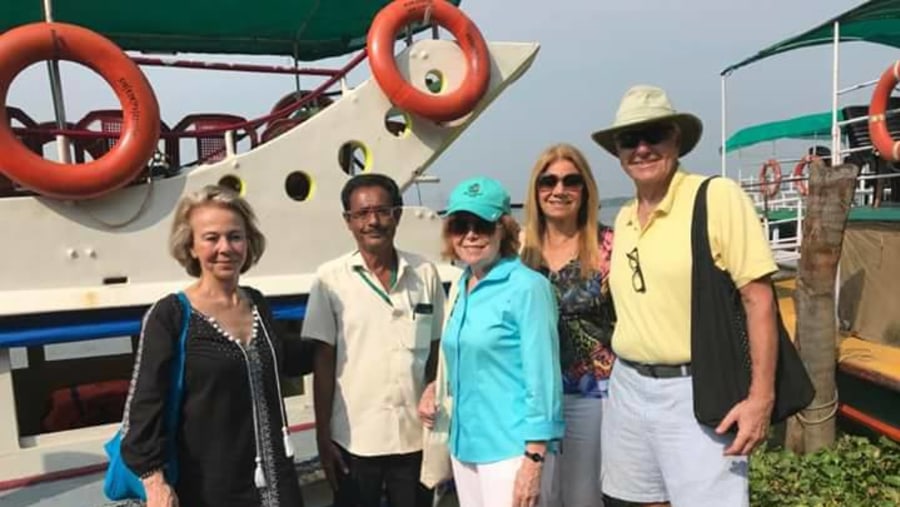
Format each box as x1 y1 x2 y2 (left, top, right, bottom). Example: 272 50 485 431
428 176 564 507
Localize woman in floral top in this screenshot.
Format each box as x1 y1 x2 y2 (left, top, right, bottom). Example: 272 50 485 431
521 143 616 507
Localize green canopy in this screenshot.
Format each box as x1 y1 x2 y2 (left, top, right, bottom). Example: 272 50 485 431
722 0 900 75
725 111 845 153
0 0 461 60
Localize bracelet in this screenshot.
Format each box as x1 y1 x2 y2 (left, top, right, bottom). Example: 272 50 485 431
140 467 164 480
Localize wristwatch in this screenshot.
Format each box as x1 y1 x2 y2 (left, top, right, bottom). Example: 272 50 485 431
523 450 545 463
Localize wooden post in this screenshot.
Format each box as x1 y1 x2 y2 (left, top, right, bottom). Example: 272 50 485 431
791 160 858 454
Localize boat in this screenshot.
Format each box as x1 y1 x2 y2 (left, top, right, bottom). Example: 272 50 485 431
0 1 539 504
721 0 900 444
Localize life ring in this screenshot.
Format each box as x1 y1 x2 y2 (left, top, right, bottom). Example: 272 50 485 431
793 155 819 196
869 61 900 162
759 159 782 198
367 0 490 122
0 22 160 200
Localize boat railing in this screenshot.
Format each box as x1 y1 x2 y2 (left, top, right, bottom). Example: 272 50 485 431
7 50 369 169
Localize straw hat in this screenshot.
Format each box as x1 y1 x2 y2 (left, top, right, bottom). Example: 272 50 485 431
591 85 703 157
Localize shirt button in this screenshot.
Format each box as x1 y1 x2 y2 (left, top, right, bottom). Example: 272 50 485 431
392 308 404 318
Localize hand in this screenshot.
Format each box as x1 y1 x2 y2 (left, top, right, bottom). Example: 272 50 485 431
317 435 349 491
418 382 437 429
144 473 179 507
512 458 542 507
716 394 774 456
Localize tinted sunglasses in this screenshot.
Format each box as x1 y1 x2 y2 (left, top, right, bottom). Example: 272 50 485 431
615 124 674 149
447 213 497 236
537 173 585 190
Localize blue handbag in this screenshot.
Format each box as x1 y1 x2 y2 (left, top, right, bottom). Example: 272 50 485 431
103 292 191 500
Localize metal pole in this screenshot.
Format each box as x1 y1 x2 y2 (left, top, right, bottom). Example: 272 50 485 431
831 21 841 165
721 74 728 177
43 0 71 163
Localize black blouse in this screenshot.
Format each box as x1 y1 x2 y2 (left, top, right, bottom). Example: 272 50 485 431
121 287 312 507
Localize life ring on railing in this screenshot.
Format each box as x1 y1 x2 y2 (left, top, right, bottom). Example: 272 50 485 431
0 22 160 200
366 0 490 122
793 155 818 195
869 60 900 162
759 159 782 198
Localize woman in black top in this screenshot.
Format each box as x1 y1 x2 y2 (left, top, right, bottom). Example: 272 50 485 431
121 185 311 507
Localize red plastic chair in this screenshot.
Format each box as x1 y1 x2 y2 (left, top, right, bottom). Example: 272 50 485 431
261 117 303 143
73 109 176 168
5 106 44 155
268 90 333 126
173 113 258 164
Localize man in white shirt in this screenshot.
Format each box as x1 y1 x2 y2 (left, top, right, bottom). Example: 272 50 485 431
303 174 444 507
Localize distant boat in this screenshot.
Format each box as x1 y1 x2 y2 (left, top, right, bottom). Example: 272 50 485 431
721 0 900 444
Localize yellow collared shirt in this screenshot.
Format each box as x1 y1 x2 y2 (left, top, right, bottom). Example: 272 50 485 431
609 170 777 364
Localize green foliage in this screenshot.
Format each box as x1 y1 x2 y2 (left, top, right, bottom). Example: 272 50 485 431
750 435 900 506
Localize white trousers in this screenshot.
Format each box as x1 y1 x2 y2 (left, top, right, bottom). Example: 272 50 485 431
600 359 749 506
541 395 605 507
451 455 522 507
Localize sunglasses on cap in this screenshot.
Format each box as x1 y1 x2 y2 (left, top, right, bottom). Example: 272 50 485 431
447 212 497 236
614 124 674 150
537 173 585 190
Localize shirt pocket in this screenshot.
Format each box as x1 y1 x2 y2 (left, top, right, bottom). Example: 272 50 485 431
404 313 434 350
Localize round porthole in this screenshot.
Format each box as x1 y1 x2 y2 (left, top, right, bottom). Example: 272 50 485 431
338 141 370 175
385 108 411 138
285 171 313 201
218 174 244 195
425 70 444 94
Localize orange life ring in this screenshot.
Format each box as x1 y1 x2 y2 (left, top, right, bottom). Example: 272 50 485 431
869 61 900 162
0 22 160 200
366 0 490 122
759 159 782 198
793 155 818 196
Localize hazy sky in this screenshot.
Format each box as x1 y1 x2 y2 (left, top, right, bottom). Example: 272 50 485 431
8 0 897 213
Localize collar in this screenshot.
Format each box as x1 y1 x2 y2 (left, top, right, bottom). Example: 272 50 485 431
625 168 687 227
348 249 410 276
460 256 519 288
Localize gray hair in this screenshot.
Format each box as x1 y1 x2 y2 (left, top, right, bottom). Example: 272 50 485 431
169 185 266 277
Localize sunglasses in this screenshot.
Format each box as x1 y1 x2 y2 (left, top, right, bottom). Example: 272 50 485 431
626 247 646 293
447 213 497 236
615 124 674 150
537 173 585 190
343 206 398 222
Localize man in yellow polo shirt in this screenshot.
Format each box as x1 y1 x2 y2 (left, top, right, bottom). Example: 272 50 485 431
591 85 778 507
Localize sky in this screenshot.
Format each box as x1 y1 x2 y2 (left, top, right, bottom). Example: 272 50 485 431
7 0 899 219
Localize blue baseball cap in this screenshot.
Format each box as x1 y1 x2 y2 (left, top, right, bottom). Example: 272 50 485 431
444 177 511 222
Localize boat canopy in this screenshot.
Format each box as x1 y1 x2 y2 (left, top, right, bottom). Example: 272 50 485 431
722 0 900 75
0 0 460 60
725 111 845 153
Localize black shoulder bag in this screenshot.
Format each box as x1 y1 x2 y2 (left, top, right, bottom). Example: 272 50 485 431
690 177 815 428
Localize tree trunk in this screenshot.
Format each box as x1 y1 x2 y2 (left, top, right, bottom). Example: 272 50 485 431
793 160 859 454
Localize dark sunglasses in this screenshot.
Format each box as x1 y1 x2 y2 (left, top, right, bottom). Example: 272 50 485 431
626 247 646 293
615 124 674 149
447 213 497 236
537 173 585 190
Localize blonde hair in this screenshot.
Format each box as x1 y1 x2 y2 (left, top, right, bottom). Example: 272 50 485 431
169 185 266 277
441 214 520 262
521 143 601 278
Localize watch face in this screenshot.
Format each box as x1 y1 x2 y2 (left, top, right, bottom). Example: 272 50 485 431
525 451 544 462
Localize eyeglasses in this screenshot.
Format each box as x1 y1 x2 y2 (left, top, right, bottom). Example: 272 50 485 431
343 206 398 222
537 173 585 190
626 247 646 293
447 213 497 236
614 124 674 150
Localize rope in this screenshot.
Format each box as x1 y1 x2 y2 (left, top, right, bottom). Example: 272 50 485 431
76 171 155 229
795 388 839 426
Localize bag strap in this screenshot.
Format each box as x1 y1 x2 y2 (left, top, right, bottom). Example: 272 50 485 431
162 292 191 480
690 176 718 264
434 280 461 402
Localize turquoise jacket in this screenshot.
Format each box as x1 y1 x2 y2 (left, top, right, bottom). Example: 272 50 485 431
443 257 564 463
